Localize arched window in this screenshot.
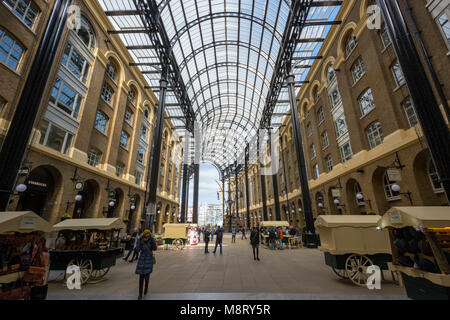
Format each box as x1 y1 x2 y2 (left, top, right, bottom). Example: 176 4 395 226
76 17 96 50
383 172 400 201
106 61 117 81
327 64 336 84
144 106 150 120
345 34 357 57
128 89 136 104
428 160 444 193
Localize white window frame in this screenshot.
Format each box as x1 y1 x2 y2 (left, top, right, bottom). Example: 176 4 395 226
49 77 83 119
124 107 133 125
120 131 129 149
61 42 91 84
359 88 376 116
383 172 401 201
428 159 444 193
402 98 418 127
87 149 102 167
38 119 73 155
2 0 40 29
366 121 384 149
0 28 24 71
317 107 325 124
116 163 125 178
101 82 114 105
391 60 405 87
351 57 366 84
321 131 329 149
326 155 333 172
340 142 353 163
94 111 108 134
345 34 357 57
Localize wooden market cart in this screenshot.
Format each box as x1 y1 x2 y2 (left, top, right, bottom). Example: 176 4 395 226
0 211 53 300
315 215 393 286
162 223 190 249
379 207 450 300
259 221 291 248
49 218 125 285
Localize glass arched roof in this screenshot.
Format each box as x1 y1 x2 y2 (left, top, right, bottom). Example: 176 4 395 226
98 0 341 171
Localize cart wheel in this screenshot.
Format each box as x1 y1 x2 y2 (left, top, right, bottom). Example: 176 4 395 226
345 254 374 287
67 258 93 285
332 267 348 279
90 267 110 280
173 239 184 249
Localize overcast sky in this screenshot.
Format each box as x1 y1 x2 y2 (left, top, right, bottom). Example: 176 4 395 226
187 163 222 207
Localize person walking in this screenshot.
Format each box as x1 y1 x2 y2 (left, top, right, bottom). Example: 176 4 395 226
231 227 237 243
277 227 284 250
135 229 157 300
213 227 224 255
204 228 211 253
197 227 202 242
211 228 215 241
241 227 247 240
250 227 260 261
124 229 140 262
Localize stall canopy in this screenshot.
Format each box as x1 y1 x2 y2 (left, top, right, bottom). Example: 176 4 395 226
315 215 382 229
379 207 450 229
260 221 290 228
0 211 53 234
163 223 190 229
52 218 126 231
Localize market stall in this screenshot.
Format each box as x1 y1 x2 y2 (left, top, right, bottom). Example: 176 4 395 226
162 224 190 249
315 215 393 286
259 221 291 248
0 211 53 300
49 218 125 285
379 207 450 300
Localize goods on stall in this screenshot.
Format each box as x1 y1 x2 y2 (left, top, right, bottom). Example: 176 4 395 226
0 211 53 300
379 207 450 300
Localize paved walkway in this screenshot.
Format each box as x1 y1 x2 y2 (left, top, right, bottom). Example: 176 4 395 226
47 234 407 300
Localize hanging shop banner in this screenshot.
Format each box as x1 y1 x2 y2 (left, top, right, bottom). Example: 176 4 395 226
331 189 341 198
387 169 402 182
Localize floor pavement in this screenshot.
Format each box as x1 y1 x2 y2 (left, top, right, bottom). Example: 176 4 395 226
47 234 408 300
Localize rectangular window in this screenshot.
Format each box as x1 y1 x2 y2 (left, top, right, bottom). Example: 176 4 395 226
437 10 450 47
3 0 39 28
310 144 316 160
124 107 133 125
116 163 125 177
391 60 405 87
87 149 102 167
0 28 24 70
38 119 73 155
307 123 312 137
49 77 82 119
359 88 376 116
61 43 90 83
135 171 143 185
101 82 114 104
313 164 320 179
0 97 6 113
351 58 366 84
367 121 384 149
334 116 348 138
321 131 329 149
120 131 129 149
94 111 108 133
326 155 333 172
329 89 342 109
137 146 145 164
140 125 148 141
317 108 325 124
402 98 418 127
380 24 391 48
340 142 353 163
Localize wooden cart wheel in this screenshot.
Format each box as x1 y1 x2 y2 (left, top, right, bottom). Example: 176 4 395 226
66 258 93 285
173 239 184 249
345 254 374 287
90 267 110 280
332 267 349 279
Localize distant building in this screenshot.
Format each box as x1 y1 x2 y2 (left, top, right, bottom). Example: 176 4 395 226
199 203 223 227
187 208 193 223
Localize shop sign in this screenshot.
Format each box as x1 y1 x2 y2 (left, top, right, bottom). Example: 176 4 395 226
20 216 36 229
109 190 117 199
387 169 402 182
18 167 31 177
28 181 48 188
331 189 341 198
389 211 402 224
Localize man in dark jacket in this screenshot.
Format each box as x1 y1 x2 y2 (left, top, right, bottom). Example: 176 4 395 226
250 227 260 261
213 227 224 255
123 229 139 262
135 230 157 300
204 228 211 253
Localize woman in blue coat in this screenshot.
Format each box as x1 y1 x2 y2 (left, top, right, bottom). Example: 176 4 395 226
135 229 157 300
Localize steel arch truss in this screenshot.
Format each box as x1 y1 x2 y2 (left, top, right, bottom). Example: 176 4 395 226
99 0 342 171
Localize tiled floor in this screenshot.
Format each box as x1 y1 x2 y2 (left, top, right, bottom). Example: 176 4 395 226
47 234 408 300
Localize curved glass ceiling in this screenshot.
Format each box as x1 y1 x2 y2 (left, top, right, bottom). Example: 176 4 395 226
98 0 341 171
